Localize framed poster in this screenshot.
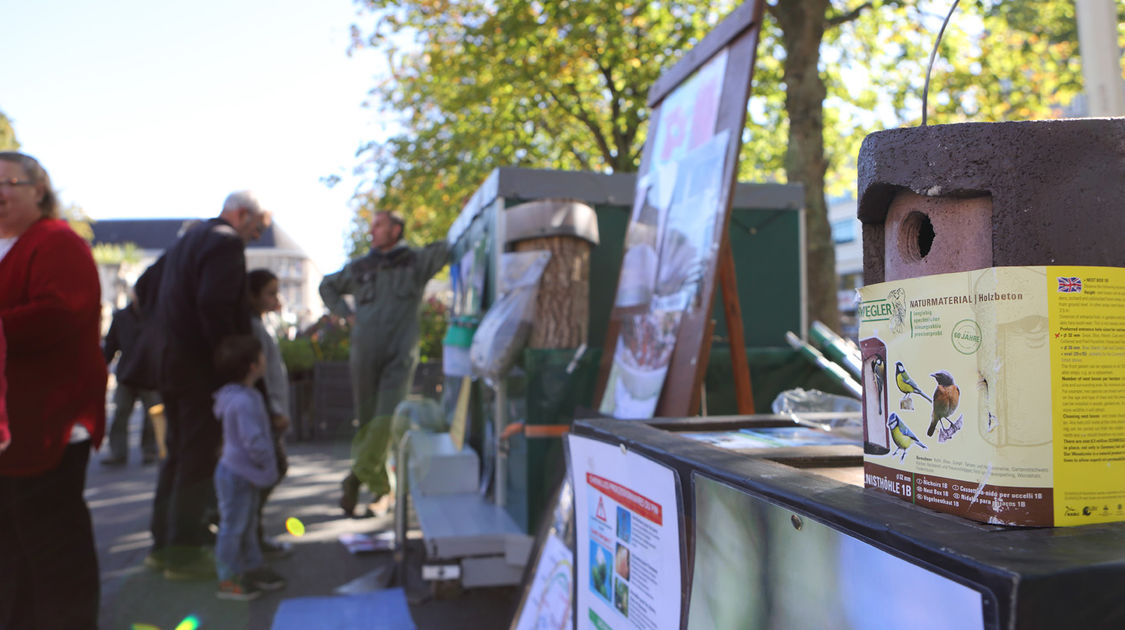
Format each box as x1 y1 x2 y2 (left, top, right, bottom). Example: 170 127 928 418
601 132 731 419
596 1 767 417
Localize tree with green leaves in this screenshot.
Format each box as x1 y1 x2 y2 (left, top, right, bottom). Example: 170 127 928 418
347 1 736 255
349 0 1096 331
0 110 17 151
91 242 142 266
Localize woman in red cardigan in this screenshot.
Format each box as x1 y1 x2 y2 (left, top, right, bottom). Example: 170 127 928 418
0 320 9 454
0 151 106 629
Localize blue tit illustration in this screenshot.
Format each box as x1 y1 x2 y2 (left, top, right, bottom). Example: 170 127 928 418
927 370 961 437
887 413 927 461
870 356 886 414
895 361 932 403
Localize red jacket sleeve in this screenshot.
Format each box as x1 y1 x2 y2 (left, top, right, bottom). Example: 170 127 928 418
0 319 9 447
1 228 101 355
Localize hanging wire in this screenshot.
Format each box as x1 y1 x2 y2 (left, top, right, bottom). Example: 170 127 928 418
922 0 962 126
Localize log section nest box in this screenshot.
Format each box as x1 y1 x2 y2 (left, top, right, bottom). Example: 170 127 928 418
504 199 600 349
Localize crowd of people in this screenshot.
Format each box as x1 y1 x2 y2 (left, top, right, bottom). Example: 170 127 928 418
0 151 450 626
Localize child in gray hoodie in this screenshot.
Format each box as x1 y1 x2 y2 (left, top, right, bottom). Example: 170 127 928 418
212 335 286 600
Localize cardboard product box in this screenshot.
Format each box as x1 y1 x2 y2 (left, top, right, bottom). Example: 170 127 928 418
857 265 1125 526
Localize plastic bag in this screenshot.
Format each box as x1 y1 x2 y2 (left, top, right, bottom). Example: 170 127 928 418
771 387 863 440
470 250 552 387
392 396 448 435
388 396 448 485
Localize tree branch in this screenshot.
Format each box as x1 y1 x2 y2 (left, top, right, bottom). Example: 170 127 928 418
594 57 627 166
535 114 592 170
540 81 614 164
828 2 873 27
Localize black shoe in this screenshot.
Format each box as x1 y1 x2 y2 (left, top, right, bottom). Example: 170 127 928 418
143 551 165 571
101 455 127 467
246 566 287 591
357 494 387 519
340 473 360 517
142 453 158 465
260 537 294 559
163 552 216 581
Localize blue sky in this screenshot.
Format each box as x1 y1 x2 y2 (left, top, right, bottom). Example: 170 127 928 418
1 0 390 274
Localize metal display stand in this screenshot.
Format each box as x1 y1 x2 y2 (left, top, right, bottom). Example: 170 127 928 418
398 165 808 593
398 429 531 588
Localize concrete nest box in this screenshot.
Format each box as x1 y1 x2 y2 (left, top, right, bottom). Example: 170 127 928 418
857 118 1125 284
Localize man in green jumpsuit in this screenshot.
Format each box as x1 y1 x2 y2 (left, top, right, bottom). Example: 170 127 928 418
319 211 450 515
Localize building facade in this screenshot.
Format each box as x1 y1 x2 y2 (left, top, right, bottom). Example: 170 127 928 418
829 196 862 341
90 218 323 332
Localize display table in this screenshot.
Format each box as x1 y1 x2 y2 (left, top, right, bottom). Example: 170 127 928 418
569 415 1125 629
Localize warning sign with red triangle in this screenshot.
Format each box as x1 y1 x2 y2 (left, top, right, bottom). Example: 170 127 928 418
595 496 607 521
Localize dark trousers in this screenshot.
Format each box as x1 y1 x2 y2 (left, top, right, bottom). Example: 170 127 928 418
150 389 221 564
0 441 99 629
106 382 159 460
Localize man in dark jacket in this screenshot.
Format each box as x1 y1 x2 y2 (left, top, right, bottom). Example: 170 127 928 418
147 191 267 579
101 301 159 466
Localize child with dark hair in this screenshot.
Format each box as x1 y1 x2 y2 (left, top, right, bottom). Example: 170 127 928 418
247 268 292 557
211 334 286 600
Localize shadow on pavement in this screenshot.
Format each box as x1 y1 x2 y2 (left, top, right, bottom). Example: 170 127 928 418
89 439 518 629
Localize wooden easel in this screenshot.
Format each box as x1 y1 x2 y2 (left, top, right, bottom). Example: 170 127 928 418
717 237 754 414
595 0 765 417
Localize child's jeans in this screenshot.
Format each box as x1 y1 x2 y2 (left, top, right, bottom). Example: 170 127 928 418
214 463 263 581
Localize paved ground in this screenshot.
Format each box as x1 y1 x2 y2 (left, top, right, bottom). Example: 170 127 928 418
87 411 518 630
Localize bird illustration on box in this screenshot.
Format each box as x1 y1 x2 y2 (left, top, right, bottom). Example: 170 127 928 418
888 413 927 461
895 361 932 409
870 356 886 414
928 370 962 441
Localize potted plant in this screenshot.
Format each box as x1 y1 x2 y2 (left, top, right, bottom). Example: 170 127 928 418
281 316 354 440
414 296 448 398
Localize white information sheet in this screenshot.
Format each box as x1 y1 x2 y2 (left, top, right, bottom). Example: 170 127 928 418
569 435 682 630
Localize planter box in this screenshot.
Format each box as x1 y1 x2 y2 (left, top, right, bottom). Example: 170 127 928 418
312 361 356 440
412 361 443 400
288 372 314 441
309 360 445 441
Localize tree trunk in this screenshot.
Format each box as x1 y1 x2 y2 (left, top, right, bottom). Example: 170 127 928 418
773 0 842 333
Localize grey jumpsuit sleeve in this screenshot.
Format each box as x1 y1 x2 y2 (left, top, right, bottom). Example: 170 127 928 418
416 241 452 286
319 264 356 319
